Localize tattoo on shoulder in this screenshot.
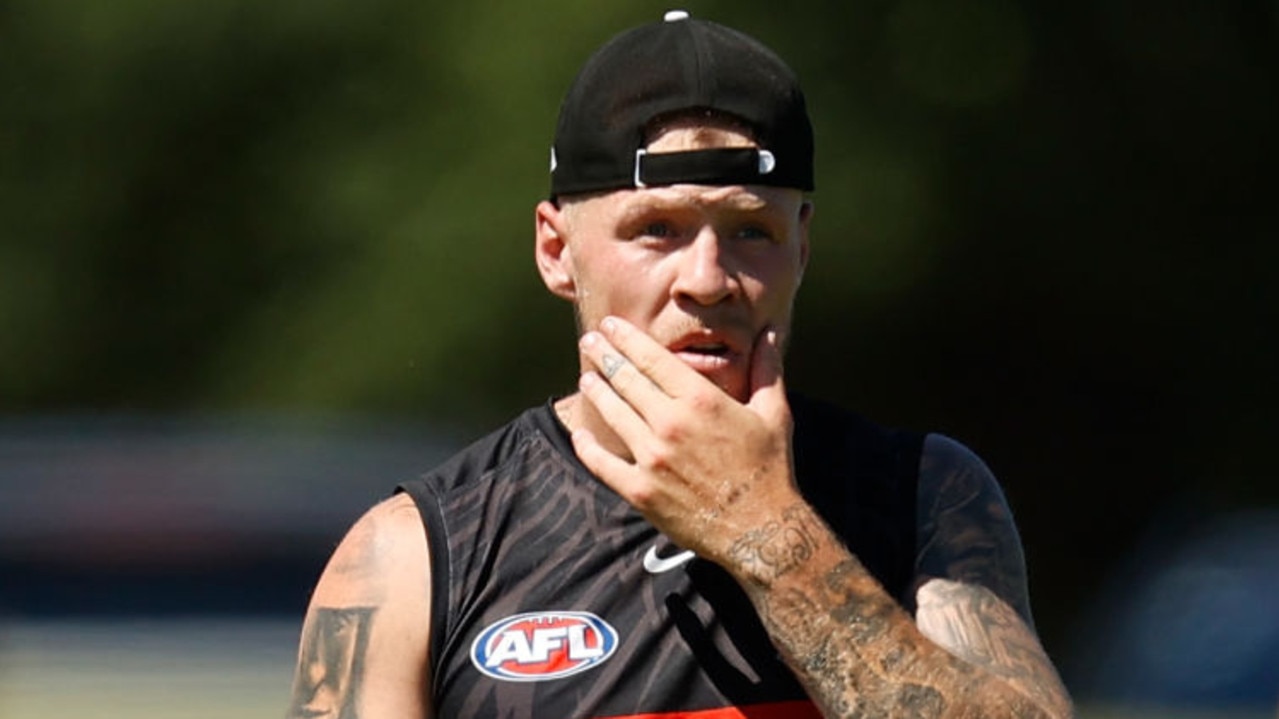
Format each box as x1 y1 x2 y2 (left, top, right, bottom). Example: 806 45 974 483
916 578 1071 713
288 606 376 719
917 580 1037 671
916 435 1033 625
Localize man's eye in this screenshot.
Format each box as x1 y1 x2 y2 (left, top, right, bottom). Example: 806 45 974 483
642 222 673 238
737 225 772 241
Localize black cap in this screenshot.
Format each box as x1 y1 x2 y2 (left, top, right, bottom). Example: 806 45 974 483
549 10 814 198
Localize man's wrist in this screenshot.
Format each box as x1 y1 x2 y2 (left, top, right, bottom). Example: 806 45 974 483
724 500 836 588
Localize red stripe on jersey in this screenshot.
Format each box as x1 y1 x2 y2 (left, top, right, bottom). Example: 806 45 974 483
600 700 822 719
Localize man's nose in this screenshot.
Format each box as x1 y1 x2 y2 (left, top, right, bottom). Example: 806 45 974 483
671 229 736 306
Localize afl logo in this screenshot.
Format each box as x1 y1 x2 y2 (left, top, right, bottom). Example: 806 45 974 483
470 611 619 682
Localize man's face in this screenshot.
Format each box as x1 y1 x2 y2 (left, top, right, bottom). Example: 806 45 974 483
537 127 812 402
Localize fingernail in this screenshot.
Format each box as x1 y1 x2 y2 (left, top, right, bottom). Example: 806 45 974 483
579 332 598 349
600 317 617 335
580 371 599 388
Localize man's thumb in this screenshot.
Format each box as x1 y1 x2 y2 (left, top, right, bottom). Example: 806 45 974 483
748 328 788 422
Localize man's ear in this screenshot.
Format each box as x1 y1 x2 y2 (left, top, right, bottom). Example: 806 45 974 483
797 199 814 283
534 200 577 301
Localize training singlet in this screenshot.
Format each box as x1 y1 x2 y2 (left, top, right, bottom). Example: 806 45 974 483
397 393 923 719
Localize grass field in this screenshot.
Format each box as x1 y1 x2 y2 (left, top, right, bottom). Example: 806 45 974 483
0 618 296 719
0 618 1271 719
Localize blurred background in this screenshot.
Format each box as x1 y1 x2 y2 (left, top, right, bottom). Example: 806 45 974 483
1 0 1276 716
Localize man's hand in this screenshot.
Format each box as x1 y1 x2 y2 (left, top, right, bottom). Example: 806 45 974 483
569 318 1075 718
570 315 804 571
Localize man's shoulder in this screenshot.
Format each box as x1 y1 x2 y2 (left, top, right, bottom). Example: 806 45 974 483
788 391 926 462
788 394 1005 503
397 401 565 497
918 434 998 482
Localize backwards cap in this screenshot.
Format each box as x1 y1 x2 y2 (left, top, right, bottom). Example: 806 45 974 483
549 10 814 198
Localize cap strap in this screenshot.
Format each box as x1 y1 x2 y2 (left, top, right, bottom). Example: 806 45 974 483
634 147 777 188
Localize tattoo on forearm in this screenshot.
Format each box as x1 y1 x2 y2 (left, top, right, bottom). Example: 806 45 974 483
745 507 1070 717
728 503 820 582
760 557 954 717
288 606 376 719
601 353 626 379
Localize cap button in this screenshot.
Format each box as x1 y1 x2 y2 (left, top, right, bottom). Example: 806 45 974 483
663 10 690 22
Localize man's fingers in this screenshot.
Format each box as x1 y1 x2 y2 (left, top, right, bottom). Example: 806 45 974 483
747 328 789 426
569 427 645 499
580 324 674 419
594 317 707 398
578 370 653 451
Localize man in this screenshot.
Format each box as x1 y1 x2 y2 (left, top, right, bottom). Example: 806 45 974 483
288 11 1073 718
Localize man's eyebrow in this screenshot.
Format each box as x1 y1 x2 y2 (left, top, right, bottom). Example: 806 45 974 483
715 193 771 212
617 192 773 220
613 199 685 225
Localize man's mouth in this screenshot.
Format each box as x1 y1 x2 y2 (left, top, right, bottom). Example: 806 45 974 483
668 336 738 371
679 342 731 357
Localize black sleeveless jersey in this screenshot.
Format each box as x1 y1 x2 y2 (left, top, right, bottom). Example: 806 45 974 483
397 393 923 719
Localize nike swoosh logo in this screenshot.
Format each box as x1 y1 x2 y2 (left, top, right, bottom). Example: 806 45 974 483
643 545 696 574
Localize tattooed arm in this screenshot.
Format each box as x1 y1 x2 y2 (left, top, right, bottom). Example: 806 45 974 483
737 435 1072 718
287 493 433 719
572 317 1071 717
